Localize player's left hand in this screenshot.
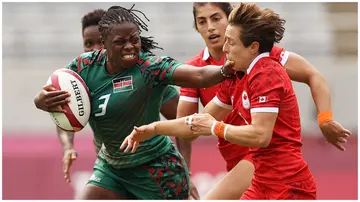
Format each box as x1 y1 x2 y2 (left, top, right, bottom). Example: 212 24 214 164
120 124 155 153
319 120 352 151
190 113 216 136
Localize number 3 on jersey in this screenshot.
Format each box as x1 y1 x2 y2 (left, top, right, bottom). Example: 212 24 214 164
95 94 111 117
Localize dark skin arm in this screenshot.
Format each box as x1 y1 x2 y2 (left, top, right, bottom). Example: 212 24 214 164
172 61 234 88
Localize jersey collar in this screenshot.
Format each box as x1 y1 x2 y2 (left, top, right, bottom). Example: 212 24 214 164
202 47 210 60
247 52 270 74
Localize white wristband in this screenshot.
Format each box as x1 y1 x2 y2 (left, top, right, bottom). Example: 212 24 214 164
211 121 217 136
224 124 230 140
185 115 193 125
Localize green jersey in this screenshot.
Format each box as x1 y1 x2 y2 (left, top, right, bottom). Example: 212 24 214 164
66 49 182 168
93 85 179 153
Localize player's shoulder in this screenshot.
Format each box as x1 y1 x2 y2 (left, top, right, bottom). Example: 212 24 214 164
137 51 179 70
250 55 283 77
186 49 206 66
71 49 106 73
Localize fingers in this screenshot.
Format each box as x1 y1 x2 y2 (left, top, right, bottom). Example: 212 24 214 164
45 93 71 106
49 107 67 113
63 154 73 183
42 84 56 91
119 139 128 151
333 142 345 152
131 142 139 153
337 137 347 143
342 129 352 137
190 188 200 200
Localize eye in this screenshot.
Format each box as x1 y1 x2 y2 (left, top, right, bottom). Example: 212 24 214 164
84 41 93 48
131 37 140 44
214 17 221 21
198 20 205 25
114 40 126 45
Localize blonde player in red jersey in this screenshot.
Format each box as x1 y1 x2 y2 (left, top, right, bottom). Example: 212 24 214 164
121 2 352 200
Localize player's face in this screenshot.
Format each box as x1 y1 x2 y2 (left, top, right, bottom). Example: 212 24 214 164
83 25 103 52
195 4 228 52
103 22 141 69
223 25 259 72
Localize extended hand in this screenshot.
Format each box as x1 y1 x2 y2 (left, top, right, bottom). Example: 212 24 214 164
120 124 156 153
320 120 352 151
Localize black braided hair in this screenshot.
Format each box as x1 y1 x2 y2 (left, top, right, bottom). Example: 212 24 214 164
98 4 162 55
81 9 106 32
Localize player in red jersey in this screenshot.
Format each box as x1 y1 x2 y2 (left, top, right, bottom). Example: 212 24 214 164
175 2 351 200
120 2 352 198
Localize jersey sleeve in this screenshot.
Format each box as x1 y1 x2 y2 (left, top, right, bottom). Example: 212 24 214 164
248 68 284 114
161 85 179 105
179 87 199 103
270 46 290 66
213 79 233 109
140 54 183 87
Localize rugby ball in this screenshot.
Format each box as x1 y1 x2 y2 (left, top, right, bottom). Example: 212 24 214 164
46 68 91 132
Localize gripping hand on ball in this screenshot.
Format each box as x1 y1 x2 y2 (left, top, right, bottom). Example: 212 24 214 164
34 84 70 113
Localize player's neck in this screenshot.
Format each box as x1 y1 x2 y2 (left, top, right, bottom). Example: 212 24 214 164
105 61 126 75
208 48 224 62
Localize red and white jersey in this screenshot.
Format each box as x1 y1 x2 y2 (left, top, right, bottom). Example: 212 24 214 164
181 46 291 172
180 47 226 107
216 52 311 182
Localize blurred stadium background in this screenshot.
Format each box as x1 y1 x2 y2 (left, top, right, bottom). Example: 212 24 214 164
2 2 358 200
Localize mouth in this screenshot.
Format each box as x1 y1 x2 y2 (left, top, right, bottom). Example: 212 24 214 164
208 34 220 42
122 54 136 59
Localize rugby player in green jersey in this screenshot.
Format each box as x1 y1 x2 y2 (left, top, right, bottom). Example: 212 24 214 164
34 5 234 200
50 9 185 192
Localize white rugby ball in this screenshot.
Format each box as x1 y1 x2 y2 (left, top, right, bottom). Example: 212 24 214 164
46 68 91 132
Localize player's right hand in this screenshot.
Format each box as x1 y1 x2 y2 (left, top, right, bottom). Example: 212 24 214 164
63 148 77 183
319 120 352 151
34 84 70 113
120 124 156 153
189 179 200 200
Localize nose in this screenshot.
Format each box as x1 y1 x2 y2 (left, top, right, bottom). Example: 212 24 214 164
123 42 134 52
207 20 215 32
223 41 228 53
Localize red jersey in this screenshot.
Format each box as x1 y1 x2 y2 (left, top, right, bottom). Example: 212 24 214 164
180 47 226 106
180 46 289 171
220 52 311 183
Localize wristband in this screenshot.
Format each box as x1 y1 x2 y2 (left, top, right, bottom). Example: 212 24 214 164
317 111 333 125
211 121 227 139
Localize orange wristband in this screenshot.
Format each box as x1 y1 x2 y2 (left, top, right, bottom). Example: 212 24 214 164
317 111 333 125
211 121 226 139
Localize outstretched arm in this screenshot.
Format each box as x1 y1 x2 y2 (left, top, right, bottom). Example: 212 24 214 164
285 52 352 151
172 61 234 88
285 52 331 113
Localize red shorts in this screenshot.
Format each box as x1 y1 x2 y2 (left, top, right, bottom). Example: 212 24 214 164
240 176 316 200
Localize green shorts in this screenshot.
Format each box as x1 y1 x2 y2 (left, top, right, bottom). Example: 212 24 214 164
87 145 190 199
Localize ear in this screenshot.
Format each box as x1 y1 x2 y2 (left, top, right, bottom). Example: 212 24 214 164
100 36 106 49
249 41 260 55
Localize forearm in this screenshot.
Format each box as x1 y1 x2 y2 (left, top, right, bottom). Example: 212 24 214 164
153 117 194 138
56 126 75 151
308 73 332 113
173 64 231 88
225 124 270 148
198 65 227 87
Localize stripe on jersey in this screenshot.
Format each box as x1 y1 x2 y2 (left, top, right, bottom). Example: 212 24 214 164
213 96 233 109
250 107 279 113
179 96 198 103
